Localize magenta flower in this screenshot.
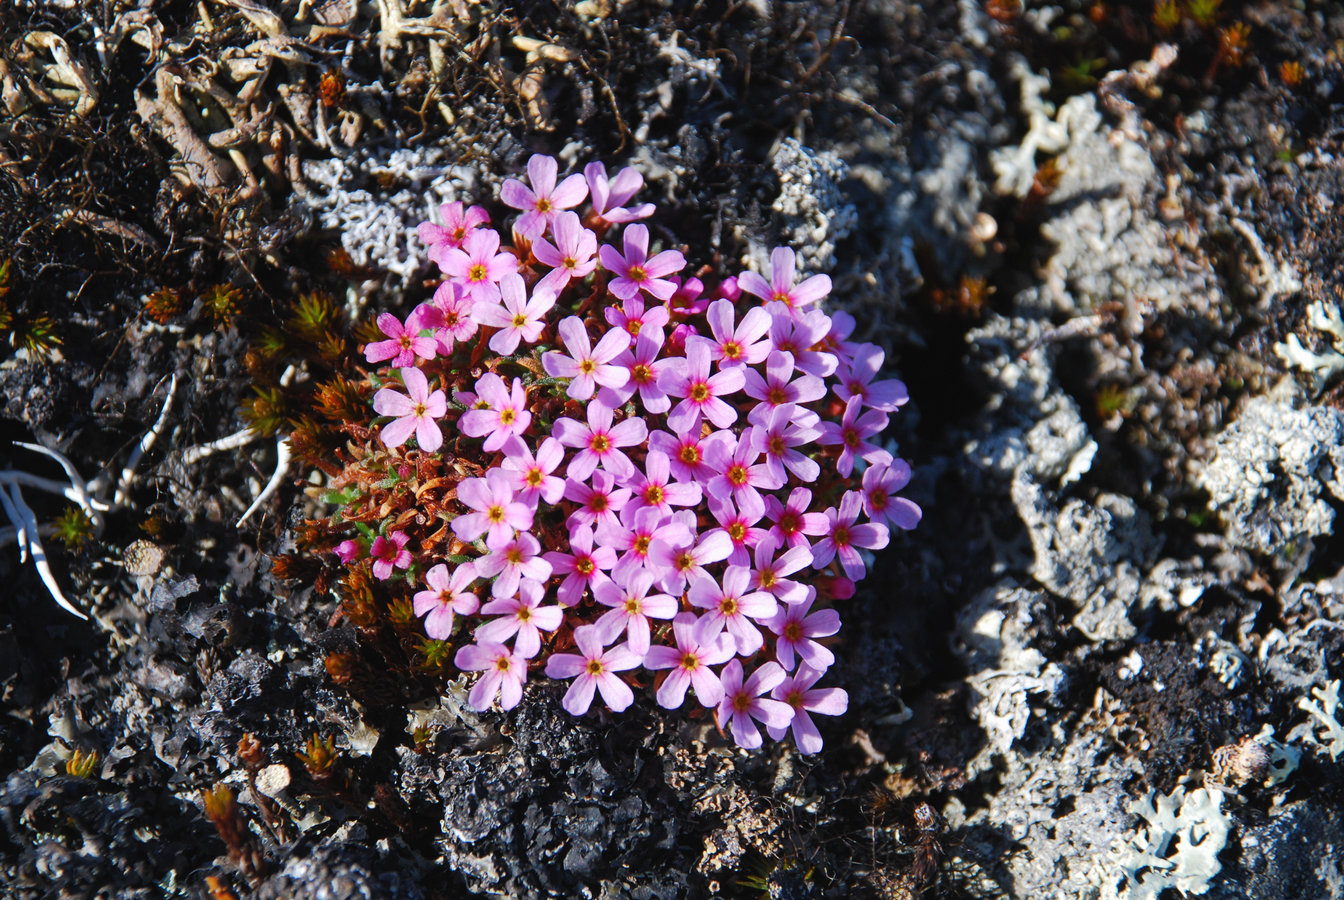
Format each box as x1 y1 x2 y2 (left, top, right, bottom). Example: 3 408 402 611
592 571 678 658
373 367 447 452
544 625 640 715
704 299 772 367
597 505 691 585
476 578 563 658
626 450 701 514
413 562 481 639
439 228 518 305
743 351 826 426
750 404 822 484
598 224 685 302
764 488 830 551
645 612 736 709
746 534 812 605
599 325 674 413
470 272 556 355
649 429 731 484
501 154 589 241
834 343 910 412
659 337 746 432
818 396 890 477
543 524 616 607
418 201 490 265
651 527 734 596
737 247 831 318
501 437 566 505
690 566 778 656
667 275 708 318
452 469 534 546
552 403 647 481
715 660 793 750
861 458 922 531
584 162 654 225
460 373 532 453
427 280 478 355
542 316 631 401
369 531 412 580
334 539 363 565
364 310 438 367
475 531 552 600
533 211 598 294
765 591 840 671
812 492 890 580
455 641 528 711
562 469 631 531
767 664 848 755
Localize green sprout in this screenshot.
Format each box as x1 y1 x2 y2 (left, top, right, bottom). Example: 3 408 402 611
54 506 96 550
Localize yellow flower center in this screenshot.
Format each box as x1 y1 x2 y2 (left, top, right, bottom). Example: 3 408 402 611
469 264 488 282
644 484 664 504
628 265 647 283
590 434 611 453
727 465 748 487
690 383 710 402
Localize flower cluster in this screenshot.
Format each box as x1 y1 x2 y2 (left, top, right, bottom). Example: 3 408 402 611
329 155 919 753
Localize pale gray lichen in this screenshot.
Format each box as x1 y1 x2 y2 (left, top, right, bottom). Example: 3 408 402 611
1100 786 1232 900
1289 680 1344 762
766 137 856 274
1275 299 1344 393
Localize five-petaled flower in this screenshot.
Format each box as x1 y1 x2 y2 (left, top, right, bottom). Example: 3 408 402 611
373 367 447 452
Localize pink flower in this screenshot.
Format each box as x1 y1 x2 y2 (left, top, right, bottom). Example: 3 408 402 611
334 539 363 565
705 433 782 513
862 458 922 531
597 505 691 584
598 224 685 302
603 296 670 341
470 272 556 355
763 488 830 551
501 437 566 505
413 563 481 639
418 201 490 265
649 429 731 484
455 641 528 711
818 396 889 477
452 469 534 546
475 531 552 600
544 625 640 715
532 211 598 295
743 351 825 427
703 494 768 567
626 450 702 514
651 526 734 596
542 316 631 401
768 309 837 377
715 660 794 750
592 571 678 657
746 534 812 605
750 404 822 484
737 247 831 318
562 469 631 531
476 578 563 657
584 161 654 225
364 310 438 367
659 338 746 432
552 402 648 482
667 275 708 318
644 612 736 708
704 299 772 367
439 228 518 305
426 281 477 354
459 373 532 453
373 367 447 452
543 524 616 607
369 531 411 580
599 325 674 413
689 565 778 656
834 343 910 412
767 664 848 754
765 591 840 671
501 154 589 241
812 492 889 580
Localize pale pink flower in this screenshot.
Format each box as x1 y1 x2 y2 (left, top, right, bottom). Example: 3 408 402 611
475 531 552 600
542 316 631 401
689 565 778 656
501 154 589 241
532 211 598 295
542 524 616 607
737 247 831 317
452 469 534 546
862 458 922 530
413 563 481 639
704 299 772 367
746 534 812 605
544 625 640 715
584 162 654 225
644 612 736 708
562 469 631 531
418 201 490 266
364 310 437 367
439 229 518 305
501 437 566 505
767 665 848 754
455 641 527 711
592 571 678 658
765 591 840 671
460 373 531 453
476 578 563 658
426 280 477 354
598 224 685 302
373 367 447 452
552 402 648 481
470 272 556 355
715 660 793 750
659 337 746 432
